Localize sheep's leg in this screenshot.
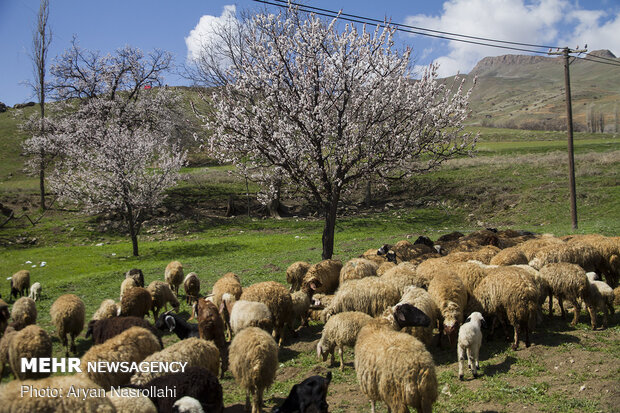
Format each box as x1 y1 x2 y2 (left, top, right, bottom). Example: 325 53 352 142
436 321 444 349
571 299 580 326
548 292 554 316
601 307 608 329
70 333 77 354
587 305 597 329
251 389 260 413
245 391 251 412
512 325 520 351
338 347 345 371
558 297 566 319
418 400 434 413
467 347 475 376
473 344 480 378
524 324 531 348
329 349 335 367
457 345 465 380
369 400 376 413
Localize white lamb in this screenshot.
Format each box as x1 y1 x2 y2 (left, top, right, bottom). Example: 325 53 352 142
457 311 485 381
28 282 42 302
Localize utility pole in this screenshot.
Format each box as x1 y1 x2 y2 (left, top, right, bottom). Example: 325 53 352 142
549 46 587 230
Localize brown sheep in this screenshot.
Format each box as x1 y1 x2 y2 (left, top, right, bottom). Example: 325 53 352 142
240 281 293 346
489 246 529 266
211 272 243 310
538 263 588 326
183 272 201 304
339 258 378 284
302 259 342 294
427 271 468 346
9 270 30 300
193 298 227 378
8 325 53 380
0 299 9 336
119 286 152 318
9 297 37 330
50 294 85 356
286 261 311 292
147 280 180 320
165 260 184 295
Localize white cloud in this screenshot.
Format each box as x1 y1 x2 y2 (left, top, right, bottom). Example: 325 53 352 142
404 0 620 77
185 5 238 62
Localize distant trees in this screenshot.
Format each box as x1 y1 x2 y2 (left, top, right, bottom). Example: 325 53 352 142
32 41 186 256
23 0 52 210
197 6 476 259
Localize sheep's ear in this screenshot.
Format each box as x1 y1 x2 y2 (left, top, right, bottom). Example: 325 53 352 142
481 318 487 329
325 371 332 386
165 315 176 332
465 316 471 324
219 300 227 314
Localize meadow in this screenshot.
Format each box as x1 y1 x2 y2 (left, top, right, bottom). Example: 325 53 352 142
0 104 619 412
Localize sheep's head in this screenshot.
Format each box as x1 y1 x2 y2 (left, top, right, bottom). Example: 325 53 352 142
377 244 392 256
391 303 431 330
316 339 329 361
385 250 397 263
465 311 486 329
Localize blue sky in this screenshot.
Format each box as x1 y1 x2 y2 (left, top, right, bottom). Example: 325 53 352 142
1 0 619 106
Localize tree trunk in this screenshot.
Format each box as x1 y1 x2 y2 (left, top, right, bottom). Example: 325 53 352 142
125 207 139 256
321 193 340 260
39 156 46 210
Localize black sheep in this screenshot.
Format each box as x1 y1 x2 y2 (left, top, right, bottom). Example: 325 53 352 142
154 311 199 340
274 371 332 413
127 366 223 413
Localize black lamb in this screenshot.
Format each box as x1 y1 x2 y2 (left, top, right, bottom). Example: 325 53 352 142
154 311 199 339
274 371 332 413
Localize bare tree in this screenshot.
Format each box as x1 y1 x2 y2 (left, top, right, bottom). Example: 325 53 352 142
26 0 52 210
199 6 476 259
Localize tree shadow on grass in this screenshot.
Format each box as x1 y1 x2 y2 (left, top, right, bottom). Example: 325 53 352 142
141 240 244 261
482 355 518 377
279 346 300 363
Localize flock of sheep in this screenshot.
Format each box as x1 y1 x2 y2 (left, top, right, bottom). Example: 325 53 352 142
0 229 619 413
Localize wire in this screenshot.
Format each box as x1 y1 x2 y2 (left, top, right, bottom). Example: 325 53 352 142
253 0 552 55
578 53 620 65
269 0 561 50
575 56 620 67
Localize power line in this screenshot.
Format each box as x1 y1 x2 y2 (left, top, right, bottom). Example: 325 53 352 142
253 0 552 55
269 0 561 50
574 56 620 67
577 52 620 65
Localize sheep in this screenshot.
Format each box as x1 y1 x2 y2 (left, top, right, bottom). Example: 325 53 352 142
538 263 588 325
211 272 243 310
322 277 401 319
449 262 488 295
376 261 397 276
86 316 163 347
0 299 10 336
154 310 200 339
518 236 565 261
229 326 278 413
183 272 201 304
398 286 439 346
391 240 434 261
273 372 332 413
286 261 311 292
172 396 204 413
147 280 181 320
529 242 605 274
302 259 342 294
427 271 468 346
120 277 138 301
92 299 119 321
8 324 53 380
9 269 30 300
317 311 373 370
0 326 17 378
472 266 538 350
414 257 448 288
354 303 437 413
120 286 152 318
106 389 158 413
193 298 227 377
130 337 220 385
615 286 620 306
9 296 37 330
126 268 145 287
50 294 85 356
165 260 184 296
566 234 620 287
361 248 393 266
380 262 422 293
0 375 116 412
443 246 501 265
28 281 41 301
240 281 294 346
127 366 223 413
339 258 378 284
457 312 486 381
584 272 615 329
228 298 273 335
290 278 322 329
81 326 161 388
489 246 528 266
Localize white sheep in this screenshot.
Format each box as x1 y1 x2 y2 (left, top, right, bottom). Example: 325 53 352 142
584 272 615 329
316 311 372 370
28 281 41 301
172 396 205 413
457 312 485 381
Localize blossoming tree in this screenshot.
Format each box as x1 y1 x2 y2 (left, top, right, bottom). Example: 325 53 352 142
203 7 476 259
38 42 186 256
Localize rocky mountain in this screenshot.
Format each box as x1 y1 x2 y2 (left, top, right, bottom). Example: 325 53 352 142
456 50 620 132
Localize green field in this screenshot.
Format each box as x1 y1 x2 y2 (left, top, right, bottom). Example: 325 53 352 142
1 104 619 412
